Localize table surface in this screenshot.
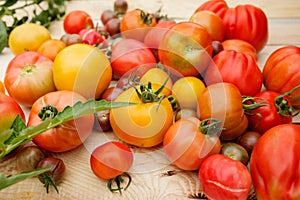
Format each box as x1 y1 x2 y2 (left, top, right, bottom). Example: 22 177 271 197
0 0 300 199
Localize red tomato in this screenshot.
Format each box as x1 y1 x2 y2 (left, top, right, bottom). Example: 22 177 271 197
27 90 94 152
222 5 268 52
90 141 133 180
0 81 5 93
199 154 252 200
158 22 213 76
110 39 157 78
163 117 221 170
250 124 300 199
198 83 248 141
194 0 228 18
120 9 157 42
222 39 258 61
263 46 300 108
189 10 225 42
4 51 56 107
205 50 263 96
245 90 293 134
0 93 25 133
78 29 105 45
63 10 94 34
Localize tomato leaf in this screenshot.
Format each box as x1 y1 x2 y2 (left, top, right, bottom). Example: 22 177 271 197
0 20 8 53
0 100 135 158
4 115 26 145
0 167 51 191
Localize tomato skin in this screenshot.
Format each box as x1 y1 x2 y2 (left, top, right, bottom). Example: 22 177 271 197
37 39 66 61
198 83 248 141
78 29 105 45
250 124 300 200
205 50 263 96
110 87 173 147
0 81 5 93
63 10 94 34
163 117 221 171
199 154 252 200
223 5 268 52
158 22 213 76
263 46 300 108
28 90 94 152
4 51 56 107
0 93 25 133
222 39 257 61
120 9 157 42
194 0 228 18
90 141 133 180
246 90 292 134
110 39 157 78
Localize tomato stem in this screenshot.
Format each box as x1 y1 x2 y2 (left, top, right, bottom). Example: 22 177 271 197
107 172 132 194
199 118 223 135
38 172 59 194
139 9 154 25
38 105 58 121
275 84 300 117
242 96 266 115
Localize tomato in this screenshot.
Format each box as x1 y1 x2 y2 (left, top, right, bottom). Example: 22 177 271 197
158 22 213 77
120 9 157 42
263 46 300 108
222 39 258 61
220 142 249 165
110 84 173 147
175 108 198 121
139 67 173 96
198 83 248 141
4 51 56 107
172 76 206 110
63 10 94 34
101 9 117 25
110 39 156 78
27 90 94 152
222 4 268 52
237 131 261 154
204 50 263 96
114 0 128 15
194 0 228 18
0 81 5 93
199 154 252 200
37 39 66 61
16 146 45 172
189 10 225 41
60 34 83 46
105 18 121 37
250 124 300 199
0 92 25 133
244 90 293 134
90 141 133 180
53 44 112 100
78 28 105 45
8 23 51 55
163 117 221 170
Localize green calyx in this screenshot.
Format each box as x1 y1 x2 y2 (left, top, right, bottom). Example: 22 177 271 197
199 118 223 136
107 172 132 194
38 104 59 121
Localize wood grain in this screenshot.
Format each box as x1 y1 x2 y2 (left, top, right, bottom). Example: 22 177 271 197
1 0 300 199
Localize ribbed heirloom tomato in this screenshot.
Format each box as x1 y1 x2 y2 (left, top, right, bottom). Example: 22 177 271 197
27 90 94 152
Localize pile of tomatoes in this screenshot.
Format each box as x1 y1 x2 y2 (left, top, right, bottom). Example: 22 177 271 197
1 0 300 198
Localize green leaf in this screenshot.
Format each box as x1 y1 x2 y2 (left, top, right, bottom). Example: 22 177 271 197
0 167 51 190
0 20 8 53
0 100 135 158
0 0 18 7
4 115 26 145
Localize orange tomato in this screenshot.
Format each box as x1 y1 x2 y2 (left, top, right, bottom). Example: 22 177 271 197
37 39 66 61
0 81 5 93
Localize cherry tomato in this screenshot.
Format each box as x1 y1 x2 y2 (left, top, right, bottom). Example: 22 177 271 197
101 9 117 25
199 154 252 200
205 50 263 96
175 108 198 121
221 142 249 165
27 90 94 152
237 131 261 154
163 117 221 170
120 9 157 42
263 45 300 108
212 40 224 57
198 83 248 141
250 124 300 199
0 92 25 133
100 87 124 102
16 146 45 172
222 39 258 61
4 51 56 107
110 84 173 147
110 39 156 78
8 23 51 55
60 33 83 46
90 141 133 180
114 0 128 15
63 10 94 34
53 44 112 100
189 10 225 41
105 18 121 36
79 29 105 45
158 22 213 76
37 39 66 61
172 76 206 110
94 110 111 132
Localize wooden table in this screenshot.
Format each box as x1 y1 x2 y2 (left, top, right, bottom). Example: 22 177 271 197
0 0 300 199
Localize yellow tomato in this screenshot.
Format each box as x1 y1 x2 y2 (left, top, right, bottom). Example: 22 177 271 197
172 76 206 110
37 39 66 61
53 44 112 99
9 23 51 55
139 68 173 96
110 86 174 147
